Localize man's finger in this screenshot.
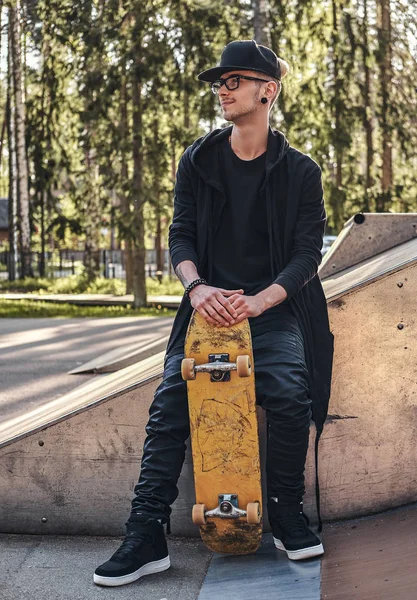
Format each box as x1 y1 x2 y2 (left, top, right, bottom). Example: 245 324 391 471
229 294 244 304
205 302 231 327
234 311 247 321
211 298 236 324
220 288 244 296
215 295 237 320
233 316 245 325
199 308 218 326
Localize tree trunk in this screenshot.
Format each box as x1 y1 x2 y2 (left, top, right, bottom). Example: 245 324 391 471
361 0 374 212
252 0 270 46
169 137 176 280
119 55 133 293
376 0 393 212
83 151 102 281
38 17 52 278
7 28 18 281
131 59 146 307
184 86 190 132
329 0 345 233
0 106 6 171
152 118 163 274
155 212 163 272
10 1 32 277
171 134 176 183
40 189 46 277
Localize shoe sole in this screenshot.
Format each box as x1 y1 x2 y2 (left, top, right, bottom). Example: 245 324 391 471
273 537 324 560
93 555 170 587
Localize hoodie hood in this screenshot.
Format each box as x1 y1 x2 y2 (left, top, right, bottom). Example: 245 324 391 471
189 124 290 193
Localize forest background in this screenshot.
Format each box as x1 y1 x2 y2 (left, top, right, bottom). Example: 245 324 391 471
0 0 416 307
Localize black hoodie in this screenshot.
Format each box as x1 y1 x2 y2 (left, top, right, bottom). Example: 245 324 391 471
167 124 334 528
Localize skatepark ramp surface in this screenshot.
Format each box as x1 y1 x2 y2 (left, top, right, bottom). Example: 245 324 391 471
68 334 169 374
321 234 417 520
0 352 165 448
0 353 170 536
319 212 417 279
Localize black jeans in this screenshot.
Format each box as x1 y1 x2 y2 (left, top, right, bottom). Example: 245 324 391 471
130 324 312 523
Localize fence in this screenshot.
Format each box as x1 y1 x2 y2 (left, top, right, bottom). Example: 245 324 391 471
0 249 173 281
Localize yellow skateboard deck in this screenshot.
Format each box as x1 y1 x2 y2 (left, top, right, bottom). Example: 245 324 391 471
182 309 262 554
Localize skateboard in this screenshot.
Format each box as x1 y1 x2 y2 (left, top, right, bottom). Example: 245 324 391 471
181 309 262 554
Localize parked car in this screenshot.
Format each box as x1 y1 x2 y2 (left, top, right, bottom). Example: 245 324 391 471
322 235 337 256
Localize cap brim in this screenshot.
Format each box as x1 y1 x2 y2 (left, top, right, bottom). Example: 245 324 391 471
197 65 271 82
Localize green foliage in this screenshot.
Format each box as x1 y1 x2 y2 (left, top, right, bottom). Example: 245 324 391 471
47 215 83 241
146 275 184 296
0 274 182 296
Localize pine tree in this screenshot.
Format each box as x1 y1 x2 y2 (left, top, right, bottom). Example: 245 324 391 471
10 1 32 276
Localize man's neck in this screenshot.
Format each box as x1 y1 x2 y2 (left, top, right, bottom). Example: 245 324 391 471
229 120 269 161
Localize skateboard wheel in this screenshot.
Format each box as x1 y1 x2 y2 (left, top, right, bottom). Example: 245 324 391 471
192 503 206 526
181 358 196 380
246 502 261 524
236 355 251 377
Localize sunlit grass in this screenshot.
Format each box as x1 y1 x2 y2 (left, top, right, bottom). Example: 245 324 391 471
0 299 177 318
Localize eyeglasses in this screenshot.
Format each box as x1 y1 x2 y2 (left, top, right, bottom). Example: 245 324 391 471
210 74 270 95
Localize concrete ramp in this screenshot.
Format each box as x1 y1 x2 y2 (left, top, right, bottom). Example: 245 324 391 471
319 212 417 279
0 352 165 447
324 236 417 300
0 353 173 536
321 236 417 520
68 335 169 374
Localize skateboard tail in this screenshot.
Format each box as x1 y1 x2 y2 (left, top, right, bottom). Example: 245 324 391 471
201 519 263 554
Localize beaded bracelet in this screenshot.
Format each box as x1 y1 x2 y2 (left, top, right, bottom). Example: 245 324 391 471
184 278 208 299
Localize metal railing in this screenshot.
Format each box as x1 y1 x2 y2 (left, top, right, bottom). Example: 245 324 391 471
0 249 173 281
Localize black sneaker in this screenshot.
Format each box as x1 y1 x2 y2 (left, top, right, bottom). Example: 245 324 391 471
93 518 170 587
268 498 324 561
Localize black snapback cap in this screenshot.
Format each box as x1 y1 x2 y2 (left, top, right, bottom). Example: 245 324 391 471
198 39 282 82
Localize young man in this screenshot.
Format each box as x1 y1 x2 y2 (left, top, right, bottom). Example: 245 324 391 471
94 39 334 587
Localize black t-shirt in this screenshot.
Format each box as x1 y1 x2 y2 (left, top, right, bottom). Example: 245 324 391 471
211 137 296 337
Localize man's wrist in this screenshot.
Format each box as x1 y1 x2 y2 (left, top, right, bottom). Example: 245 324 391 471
256 283 288 312
188 284 206 300
184 278 208 299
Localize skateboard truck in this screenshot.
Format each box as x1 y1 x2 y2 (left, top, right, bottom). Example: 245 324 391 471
182 354 252 381
206 494 246 519
192 495 261 526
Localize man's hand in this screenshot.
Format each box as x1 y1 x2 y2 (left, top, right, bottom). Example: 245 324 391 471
189 285 244 327
228 293 266 324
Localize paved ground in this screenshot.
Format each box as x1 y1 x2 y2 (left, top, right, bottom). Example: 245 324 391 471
3 505 417 600
0 317 174 422
0 534 211 600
